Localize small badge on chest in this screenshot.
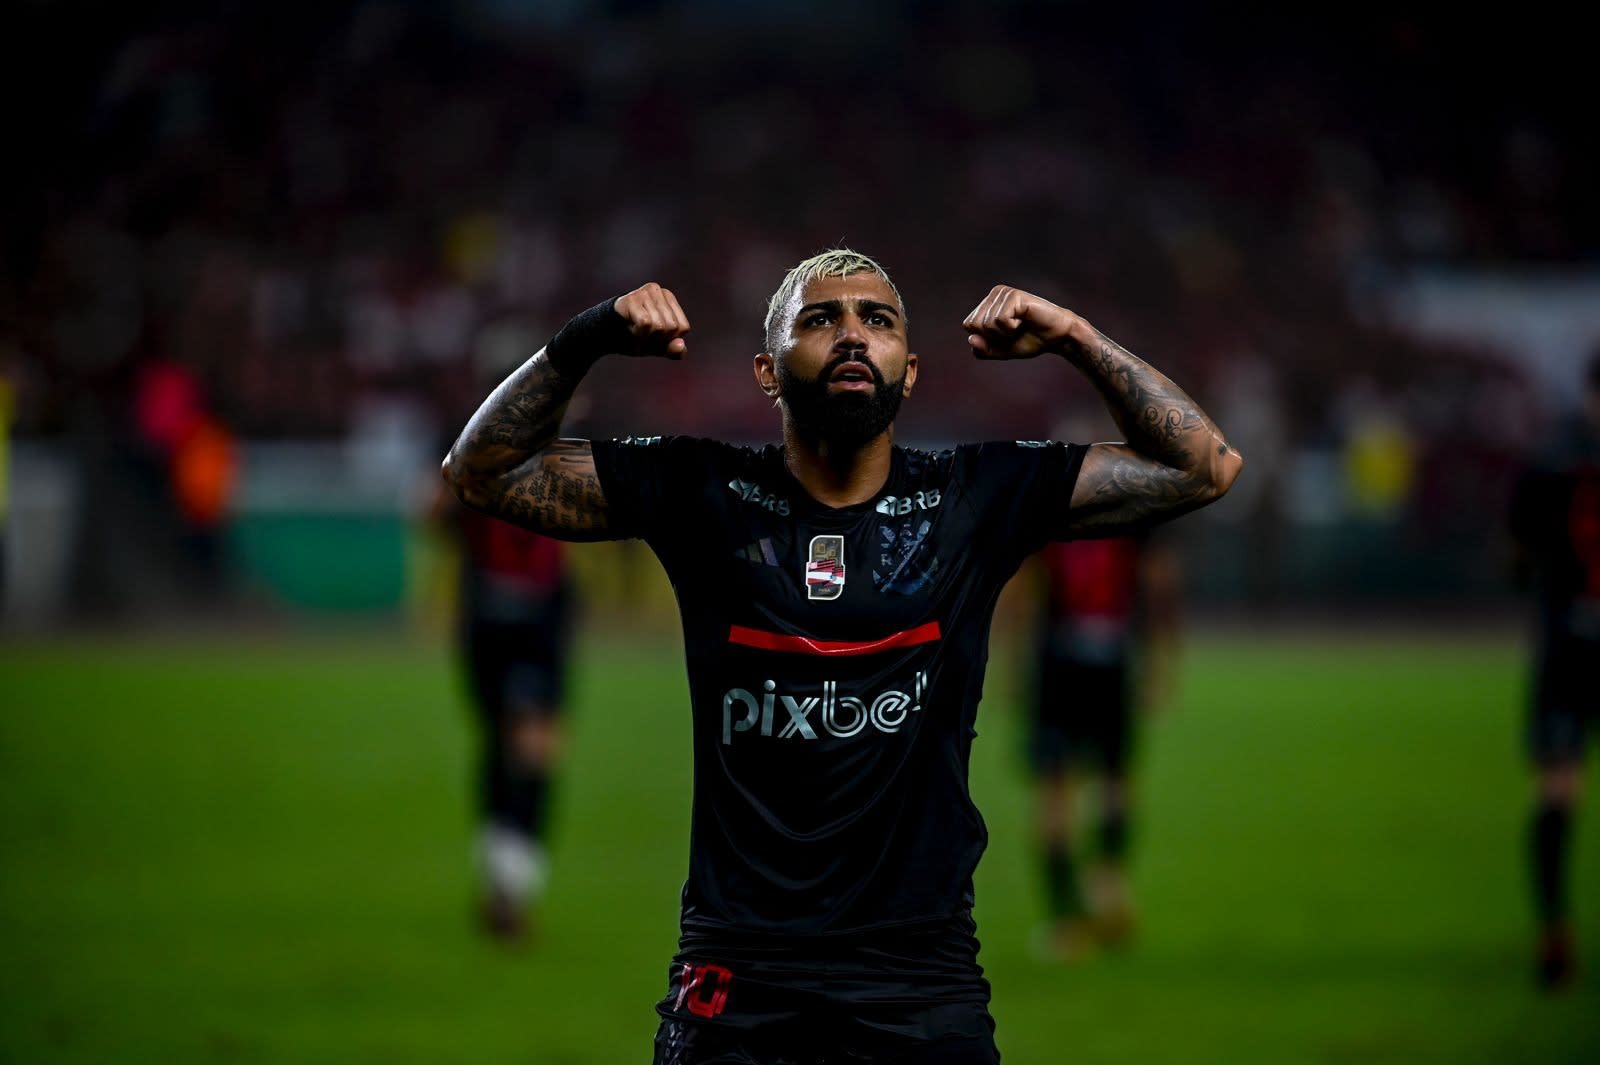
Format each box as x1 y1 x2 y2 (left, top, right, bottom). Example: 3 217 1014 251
805 535 846 600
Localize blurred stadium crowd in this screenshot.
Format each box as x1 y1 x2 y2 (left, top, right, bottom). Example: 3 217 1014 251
2 1 1596 622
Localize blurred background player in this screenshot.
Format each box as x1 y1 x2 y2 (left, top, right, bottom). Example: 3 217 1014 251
428 469 576 945
1024 526 1180 961
1508 349 1600 992
0 355 11 598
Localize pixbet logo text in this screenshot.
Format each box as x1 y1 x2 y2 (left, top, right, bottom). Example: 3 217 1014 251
721 672 927 744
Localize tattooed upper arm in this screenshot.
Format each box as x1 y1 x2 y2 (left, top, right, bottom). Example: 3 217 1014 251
1065 442 1224 536
454 439 619 542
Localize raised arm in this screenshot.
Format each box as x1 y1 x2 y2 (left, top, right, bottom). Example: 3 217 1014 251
440 283 689 541
963 285 1242 534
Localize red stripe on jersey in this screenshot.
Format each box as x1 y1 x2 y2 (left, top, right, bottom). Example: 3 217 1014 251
727 621 942 656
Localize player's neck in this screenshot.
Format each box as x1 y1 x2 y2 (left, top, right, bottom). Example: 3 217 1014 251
781 424 895 509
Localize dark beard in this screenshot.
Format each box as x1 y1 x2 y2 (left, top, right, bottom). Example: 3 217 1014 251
777 354 905 449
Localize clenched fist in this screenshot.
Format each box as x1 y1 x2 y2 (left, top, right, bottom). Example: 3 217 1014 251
614 282 692 359
961 285 1086 360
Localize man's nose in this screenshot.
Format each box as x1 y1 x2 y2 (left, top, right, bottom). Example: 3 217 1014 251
833 314 867 349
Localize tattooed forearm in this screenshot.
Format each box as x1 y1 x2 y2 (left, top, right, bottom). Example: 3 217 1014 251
1070 332 1237 473
1060 328 1243 533
441 350 615 539
446 350 579 477
1071 445 1219 532
478 440 615 541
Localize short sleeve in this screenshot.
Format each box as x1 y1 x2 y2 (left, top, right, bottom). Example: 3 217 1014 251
589 435 720 547
958 440 1088 563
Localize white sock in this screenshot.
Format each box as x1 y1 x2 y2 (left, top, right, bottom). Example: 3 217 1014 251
478 823 547 904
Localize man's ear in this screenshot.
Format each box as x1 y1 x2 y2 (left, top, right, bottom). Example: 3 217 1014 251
753 351 780 397
902 352 918 397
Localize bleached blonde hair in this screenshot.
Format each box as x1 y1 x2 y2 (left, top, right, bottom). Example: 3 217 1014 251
763 248 906 353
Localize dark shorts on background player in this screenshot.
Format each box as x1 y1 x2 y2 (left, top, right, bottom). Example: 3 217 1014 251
1528 635 1600 763
651 917 998 1065
463 603 570 720
1028 655 1132 775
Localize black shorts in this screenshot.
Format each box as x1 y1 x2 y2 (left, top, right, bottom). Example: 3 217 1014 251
1028 654 1132 775
651 919 998 1065
462 605 571 721
1528 635 1600 764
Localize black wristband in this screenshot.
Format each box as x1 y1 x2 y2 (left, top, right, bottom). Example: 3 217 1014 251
544 298 634 373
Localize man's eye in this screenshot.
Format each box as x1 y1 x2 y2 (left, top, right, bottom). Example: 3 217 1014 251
867 314 889 326
805 314 830 327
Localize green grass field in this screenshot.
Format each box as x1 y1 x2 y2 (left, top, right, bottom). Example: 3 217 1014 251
2 621 1597 1064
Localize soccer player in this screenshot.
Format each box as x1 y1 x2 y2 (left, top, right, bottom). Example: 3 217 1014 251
441 249 1241 1062
1024 529 1179 961
1509 349 1600 993
428 476 575 944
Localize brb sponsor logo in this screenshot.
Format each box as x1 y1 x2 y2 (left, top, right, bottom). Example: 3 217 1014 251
728 478 790 516
721 672 927 744
875 490 941 515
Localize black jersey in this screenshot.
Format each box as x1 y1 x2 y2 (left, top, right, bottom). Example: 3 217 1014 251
591 436 1086 937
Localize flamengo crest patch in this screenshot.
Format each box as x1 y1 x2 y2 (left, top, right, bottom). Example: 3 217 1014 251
805 535 846 600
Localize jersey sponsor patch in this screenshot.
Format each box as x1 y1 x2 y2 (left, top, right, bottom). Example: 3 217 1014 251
728 478 791 515
875 490 941 515
721 671 928 743
806 535 845 599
